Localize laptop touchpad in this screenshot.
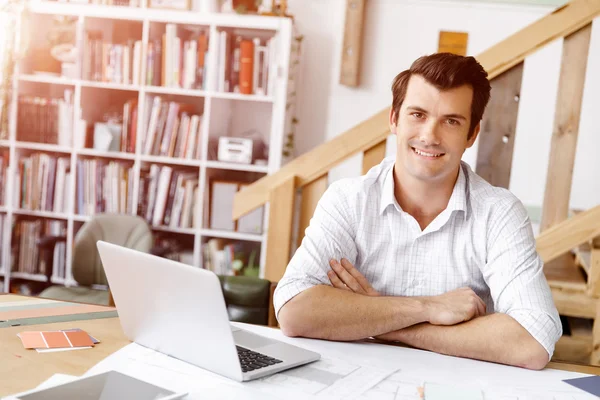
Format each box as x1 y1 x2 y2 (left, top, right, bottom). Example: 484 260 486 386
233 330 275 349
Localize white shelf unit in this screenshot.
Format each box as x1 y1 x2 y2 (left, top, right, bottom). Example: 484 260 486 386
0 2 292 292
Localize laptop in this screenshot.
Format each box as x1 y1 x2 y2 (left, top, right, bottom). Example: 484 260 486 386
96 241 320 382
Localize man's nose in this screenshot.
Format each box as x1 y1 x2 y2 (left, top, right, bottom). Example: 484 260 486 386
418 121 441 146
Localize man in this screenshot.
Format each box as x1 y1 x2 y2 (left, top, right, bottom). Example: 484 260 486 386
273 53 561 370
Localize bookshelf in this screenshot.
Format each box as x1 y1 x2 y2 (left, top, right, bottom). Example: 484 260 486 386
0 1 293 292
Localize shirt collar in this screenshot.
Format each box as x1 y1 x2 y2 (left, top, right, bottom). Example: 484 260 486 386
379 163 400 215
379 162 469 217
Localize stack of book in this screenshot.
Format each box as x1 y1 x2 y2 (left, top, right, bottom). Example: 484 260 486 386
12 219 66 279
142 96 202 158
202 238 260 276
16 154 72 214
76 159 134 216
120 99 138 153
147 24 209 89
138 164 199 229
17 91 74 145
83 31 143 85
216 31 275 95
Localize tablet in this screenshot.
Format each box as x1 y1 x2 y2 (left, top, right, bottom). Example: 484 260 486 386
14 370 187 400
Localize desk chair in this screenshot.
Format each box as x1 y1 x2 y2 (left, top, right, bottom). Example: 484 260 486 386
37 214 157 306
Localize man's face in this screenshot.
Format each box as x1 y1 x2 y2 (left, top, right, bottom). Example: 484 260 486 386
390 75 479 183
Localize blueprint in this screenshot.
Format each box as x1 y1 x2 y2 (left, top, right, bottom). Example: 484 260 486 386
246 356 398 399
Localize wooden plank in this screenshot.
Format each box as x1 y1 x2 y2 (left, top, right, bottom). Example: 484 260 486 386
545 253 587 291
297 174 328 248
574 247 591 273
475 62 524 188
234 0 600 219
339 0 366 87
362 140 386 175
551 287 597 319
593 308 600 365
589 246 600 297
477 0 600 80
553 334 592 365
549 360 600 375
232 108 389 220
264 175 296 282
540 24 592 231
536 204 600 264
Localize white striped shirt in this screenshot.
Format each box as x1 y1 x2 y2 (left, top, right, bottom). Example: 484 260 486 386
274 156 562 357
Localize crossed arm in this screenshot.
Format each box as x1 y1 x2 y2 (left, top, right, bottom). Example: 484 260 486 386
278 259 551 371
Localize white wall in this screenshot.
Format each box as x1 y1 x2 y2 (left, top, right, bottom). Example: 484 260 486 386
286 0 600 212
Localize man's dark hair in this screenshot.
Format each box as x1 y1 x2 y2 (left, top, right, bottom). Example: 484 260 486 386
391 53 491 139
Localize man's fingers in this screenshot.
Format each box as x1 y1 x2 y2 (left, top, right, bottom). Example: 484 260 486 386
468 292 486 317
477 296 486 317
327 270 350 291
329 259 364 293
340 258 375 293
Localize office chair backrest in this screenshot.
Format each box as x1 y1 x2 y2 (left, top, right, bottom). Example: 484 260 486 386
73 214 153 286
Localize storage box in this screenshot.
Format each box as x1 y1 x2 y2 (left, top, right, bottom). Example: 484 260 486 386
217 137 253 164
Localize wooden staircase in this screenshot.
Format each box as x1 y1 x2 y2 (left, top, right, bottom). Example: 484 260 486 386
234 0 600 363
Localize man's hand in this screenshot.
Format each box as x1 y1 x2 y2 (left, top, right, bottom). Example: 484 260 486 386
423 287 487 325
328 259 380 296
328 259 486 326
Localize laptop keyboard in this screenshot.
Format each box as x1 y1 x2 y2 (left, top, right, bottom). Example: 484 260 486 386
236 345 283 373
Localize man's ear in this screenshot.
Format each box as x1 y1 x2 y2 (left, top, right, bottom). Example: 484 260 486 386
467 122 481 148
389 107 397 135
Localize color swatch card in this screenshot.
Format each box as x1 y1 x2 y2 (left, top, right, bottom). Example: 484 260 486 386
18 329 95 349
62 328 100 344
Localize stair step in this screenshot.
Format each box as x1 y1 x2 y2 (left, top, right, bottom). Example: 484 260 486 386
545 253 587 292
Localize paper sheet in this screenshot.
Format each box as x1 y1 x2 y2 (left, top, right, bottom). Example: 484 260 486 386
245 357 398 399
424 382 483 400
357 370 423 400
76 320 600 400
84 343 396 400
356 370 599 400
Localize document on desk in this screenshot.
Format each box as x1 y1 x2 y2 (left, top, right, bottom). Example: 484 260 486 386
245 357 398 400
356 370 599 400
85 343 397 400
357 370 423 400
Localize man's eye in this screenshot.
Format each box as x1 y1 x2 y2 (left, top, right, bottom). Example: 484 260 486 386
412 113 424 119
447 119 459 125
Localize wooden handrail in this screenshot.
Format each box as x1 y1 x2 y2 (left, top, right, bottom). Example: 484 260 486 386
478 0 600 79
233 0 600 220
537 204 600 263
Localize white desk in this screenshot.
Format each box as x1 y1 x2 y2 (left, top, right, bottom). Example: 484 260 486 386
78 322 596 400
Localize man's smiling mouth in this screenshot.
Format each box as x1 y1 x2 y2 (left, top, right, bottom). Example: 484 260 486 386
411 147 445 157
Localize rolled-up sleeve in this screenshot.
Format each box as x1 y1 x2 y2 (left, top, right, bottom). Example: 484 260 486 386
482 198 562 359
273 181 358 320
